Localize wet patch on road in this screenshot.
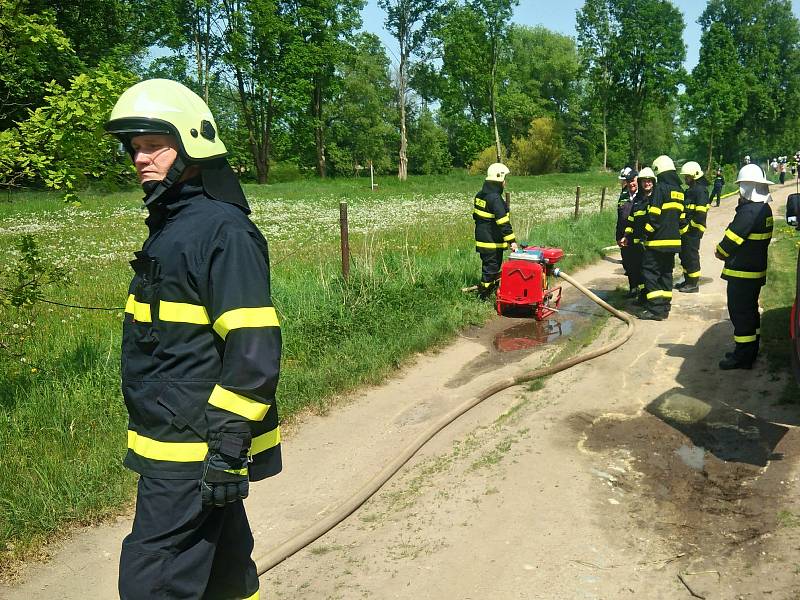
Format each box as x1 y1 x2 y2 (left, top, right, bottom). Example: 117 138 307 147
572 391 800 561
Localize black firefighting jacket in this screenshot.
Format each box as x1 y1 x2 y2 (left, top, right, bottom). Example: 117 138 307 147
681 176 710 238
643 171 683 253
473 180 515 252
716 199 773 286
616 188 635 241
625 190 650 246
122 180 282 481
713 174 725 192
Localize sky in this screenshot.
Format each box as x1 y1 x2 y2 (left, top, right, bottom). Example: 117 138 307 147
360 0 800 72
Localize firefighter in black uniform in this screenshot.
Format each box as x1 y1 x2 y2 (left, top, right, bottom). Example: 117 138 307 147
714 164 774 370
623 167 656 301
675 161 709 293
106 79 281 600
473 162 517 297
616 167 639 297
710 169 725 206
639 155 683 320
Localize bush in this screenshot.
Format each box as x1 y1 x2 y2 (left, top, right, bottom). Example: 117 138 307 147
508 117 562 175
468 144 506 176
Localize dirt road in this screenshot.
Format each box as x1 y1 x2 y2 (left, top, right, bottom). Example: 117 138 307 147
3 185 799 600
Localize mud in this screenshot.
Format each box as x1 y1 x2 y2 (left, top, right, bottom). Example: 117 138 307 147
573 395 800 564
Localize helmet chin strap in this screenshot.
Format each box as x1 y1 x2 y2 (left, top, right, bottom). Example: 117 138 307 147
142 155 187 206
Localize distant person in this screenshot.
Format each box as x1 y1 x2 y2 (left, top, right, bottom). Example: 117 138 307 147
780 160 787 184
771 158 779 173
675 161 709 293
105 79 282 600
473 163 517 298
616 167 639 297
623 168 655 302
744 154 751 165
710 168 725 207
714 164 774 370
638 156 683 320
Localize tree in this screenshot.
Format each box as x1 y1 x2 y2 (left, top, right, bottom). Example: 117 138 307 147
684 23 745 172
378 0 444 180
576 0 618 170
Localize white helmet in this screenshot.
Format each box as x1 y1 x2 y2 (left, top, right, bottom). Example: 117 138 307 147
652 155 675 175
486 163 510 182
637 167 657 181
736 164 771 203
679 161 703 180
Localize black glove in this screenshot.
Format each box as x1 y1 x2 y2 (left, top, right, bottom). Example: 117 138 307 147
201 430 251 508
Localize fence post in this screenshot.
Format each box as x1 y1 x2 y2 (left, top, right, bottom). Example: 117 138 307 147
504 191 511 210
574 186 581 219
600 186 606 211
339 201 350 280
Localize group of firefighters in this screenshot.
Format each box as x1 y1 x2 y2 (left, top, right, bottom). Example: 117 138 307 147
472 156 774 372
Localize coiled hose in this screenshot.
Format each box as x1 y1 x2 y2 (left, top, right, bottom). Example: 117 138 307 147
255 270 635 575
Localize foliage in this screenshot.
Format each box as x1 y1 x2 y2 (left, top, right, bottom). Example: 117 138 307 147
0 62 136 199
407 108 452 175
508 117 562 175
0 0 80 128
468 144 506 176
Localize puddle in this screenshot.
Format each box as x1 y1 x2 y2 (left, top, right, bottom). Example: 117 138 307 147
493 318 573 352
675 444 706 470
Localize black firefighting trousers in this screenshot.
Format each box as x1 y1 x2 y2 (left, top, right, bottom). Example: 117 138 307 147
119 477 259 600
710 189 722 206
727 279 762 364
642 250 675 317
678 236 702 285
479 249 504 296
621 244 644 293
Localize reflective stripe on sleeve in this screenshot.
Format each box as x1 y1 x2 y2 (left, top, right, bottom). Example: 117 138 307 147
476 241 507 249
679 225 689 235
127 430 207 462
645 223 655 233
724 229 744 245
647 206 662 215
213 307 280 340
503 233 516 242
746 232 772 240
690 220 706 232
251 427 281 456
495 214 510 225
125 295 152 322
473 208 494 219
694 205 709 213
716 244 729 257
159 300 210 324
208 385 269 421
722 268 767 279
662 202 683 211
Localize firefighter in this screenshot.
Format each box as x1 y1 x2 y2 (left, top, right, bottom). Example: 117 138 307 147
616 167 639 297
710 168 725 207
622 167 654 301
675 161 709 293
473 163 517 298
714 164 774 370
106 79 281 600
638 155 683 320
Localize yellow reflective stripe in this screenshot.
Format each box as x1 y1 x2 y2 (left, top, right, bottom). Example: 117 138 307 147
746 232 772 240
644 239 680 247
685 203 696 210
495 214 510 225
725 229 744 245
624 227 633 233
720 191 738 199
722 268 766 279
224 467 249 476
503 233 516 242
679 226 689 235
648 206 662 215
766 217 773 226
213 307 280 340
633 210 647 216
686 270 701 278
476 241 506 249
473 208 494 219
645 223 655 233
633 238 641 244
125 295 152 322
637 284 645 290
735 334 758 343
670 191 684 200
716 244 729 257
695 205 709 213
243 590 259 600
127 430 207 462
159 300 210 324
646 290 673 299
208 385 269 421
474 197 487 208
690 221 706 232
662 202 683 211
250 427 281 456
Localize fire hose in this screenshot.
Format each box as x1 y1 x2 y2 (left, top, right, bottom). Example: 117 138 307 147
254 269 635 575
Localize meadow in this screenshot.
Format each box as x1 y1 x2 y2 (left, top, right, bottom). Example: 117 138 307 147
0 168 747 567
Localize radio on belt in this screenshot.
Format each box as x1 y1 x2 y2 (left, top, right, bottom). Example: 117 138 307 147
496 246 564 320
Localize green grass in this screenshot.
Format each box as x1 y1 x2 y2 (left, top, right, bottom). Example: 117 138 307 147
0 170 618 568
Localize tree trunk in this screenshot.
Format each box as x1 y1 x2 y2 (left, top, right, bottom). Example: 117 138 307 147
706 129 714 175
397 56 408 181
602 106 608 171
313 78 326 178
491 41 502 163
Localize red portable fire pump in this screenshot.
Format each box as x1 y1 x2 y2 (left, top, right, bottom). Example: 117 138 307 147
496 246 565 320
